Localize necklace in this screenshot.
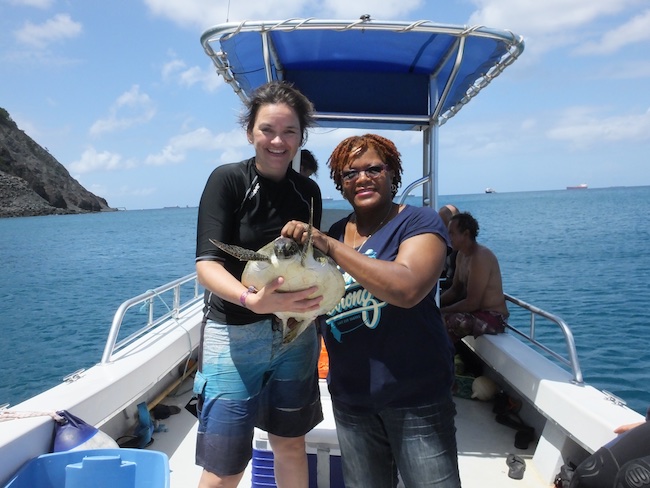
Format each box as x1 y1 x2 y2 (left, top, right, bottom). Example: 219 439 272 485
352 203 394 251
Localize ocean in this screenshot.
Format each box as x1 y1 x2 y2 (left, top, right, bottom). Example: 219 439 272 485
1 186 648 415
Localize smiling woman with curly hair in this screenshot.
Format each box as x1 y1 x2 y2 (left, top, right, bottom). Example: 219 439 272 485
281 133 460 488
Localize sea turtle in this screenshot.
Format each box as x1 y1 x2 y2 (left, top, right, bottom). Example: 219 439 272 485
210 206 344 344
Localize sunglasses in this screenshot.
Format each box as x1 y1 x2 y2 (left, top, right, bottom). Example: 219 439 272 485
341 164 388 182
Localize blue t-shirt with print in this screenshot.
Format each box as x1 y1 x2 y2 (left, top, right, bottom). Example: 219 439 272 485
320 204 455 413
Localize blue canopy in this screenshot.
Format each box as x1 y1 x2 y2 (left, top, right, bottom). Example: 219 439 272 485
201 18 524 130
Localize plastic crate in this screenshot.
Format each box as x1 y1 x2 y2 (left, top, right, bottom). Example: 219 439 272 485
4 449 169 488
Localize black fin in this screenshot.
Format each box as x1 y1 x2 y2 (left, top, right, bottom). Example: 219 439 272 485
209 239 270 261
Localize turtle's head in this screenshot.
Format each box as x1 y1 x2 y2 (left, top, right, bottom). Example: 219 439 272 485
273 237 300 260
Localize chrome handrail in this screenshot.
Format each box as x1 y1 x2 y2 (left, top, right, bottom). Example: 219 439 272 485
101 273 202 364
504 293 583 384
99 274 583 384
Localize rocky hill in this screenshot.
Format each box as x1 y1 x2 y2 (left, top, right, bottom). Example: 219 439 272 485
0 107 113 218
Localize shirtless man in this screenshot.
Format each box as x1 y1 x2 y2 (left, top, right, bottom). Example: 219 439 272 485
440 212 509 343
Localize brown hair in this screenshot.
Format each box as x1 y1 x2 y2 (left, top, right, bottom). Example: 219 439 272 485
327 134 403 197
239 81 315 145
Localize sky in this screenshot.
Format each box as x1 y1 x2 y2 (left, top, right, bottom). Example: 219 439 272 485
1 0 649 210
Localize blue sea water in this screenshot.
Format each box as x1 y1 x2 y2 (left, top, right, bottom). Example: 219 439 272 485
1 187 649 414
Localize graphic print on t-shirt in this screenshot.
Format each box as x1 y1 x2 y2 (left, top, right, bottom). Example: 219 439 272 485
324 248 388 342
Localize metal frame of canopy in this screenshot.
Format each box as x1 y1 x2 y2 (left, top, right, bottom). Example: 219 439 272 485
200 17 524 208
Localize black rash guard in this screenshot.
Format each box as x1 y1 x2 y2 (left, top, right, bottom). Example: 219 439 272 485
196 157 322 324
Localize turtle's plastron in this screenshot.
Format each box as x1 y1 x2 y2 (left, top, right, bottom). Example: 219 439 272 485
209 236 345 343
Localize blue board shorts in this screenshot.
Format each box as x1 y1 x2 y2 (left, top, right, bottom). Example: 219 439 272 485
194 318 323 476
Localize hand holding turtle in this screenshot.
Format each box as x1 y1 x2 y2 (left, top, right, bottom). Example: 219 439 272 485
281 220 331 255
243 276 323 315
210 216 344 343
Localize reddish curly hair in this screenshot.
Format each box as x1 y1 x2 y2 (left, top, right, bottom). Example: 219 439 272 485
327 134 403 197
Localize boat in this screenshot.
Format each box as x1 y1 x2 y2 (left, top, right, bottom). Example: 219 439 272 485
485 187 496 193
567 183 588 190
1 17 643 488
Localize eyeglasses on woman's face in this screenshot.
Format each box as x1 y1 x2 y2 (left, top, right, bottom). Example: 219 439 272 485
340 164 388 182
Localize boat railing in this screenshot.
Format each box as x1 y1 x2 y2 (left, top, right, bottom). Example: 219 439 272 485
101 273 203 364
99 275 583 382
504 293 583 384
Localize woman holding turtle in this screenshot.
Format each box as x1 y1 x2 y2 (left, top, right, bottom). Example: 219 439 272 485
194 81 323 488
283 133 460 488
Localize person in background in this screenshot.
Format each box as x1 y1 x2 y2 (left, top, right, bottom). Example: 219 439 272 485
282 133 460 488
194 81 324 488
438 204 460 291
569 407 650 488
440 212 509 343
438 204 459 226
300 148 319 178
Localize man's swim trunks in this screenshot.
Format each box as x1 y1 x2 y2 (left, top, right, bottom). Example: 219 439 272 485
444 310 508 343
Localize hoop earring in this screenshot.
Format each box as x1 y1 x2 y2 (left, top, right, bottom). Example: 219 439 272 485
390 183 398 195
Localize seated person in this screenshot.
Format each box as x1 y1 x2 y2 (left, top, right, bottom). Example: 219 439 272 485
570 406 650 488
438 204 459 291
440 212 509 342
300 149 318 178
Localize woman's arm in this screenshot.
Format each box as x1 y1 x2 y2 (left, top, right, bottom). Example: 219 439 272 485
283 222 447 308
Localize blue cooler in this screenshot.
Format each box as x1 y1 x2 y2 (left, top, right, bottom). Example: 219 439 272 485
251 381 345 488
4 448 170 488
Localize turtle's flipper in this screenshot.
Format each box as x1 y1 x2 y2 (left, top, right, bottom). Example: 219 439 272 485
210 239 270 262
282 317 313 344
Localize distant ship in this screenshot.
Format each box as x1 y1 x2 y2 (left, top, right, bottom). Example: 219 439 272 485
485 187 496 193
566 184 588 190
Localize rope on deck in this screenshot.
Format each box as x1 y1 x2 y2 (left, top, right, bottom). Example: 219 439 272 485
0 409 64 423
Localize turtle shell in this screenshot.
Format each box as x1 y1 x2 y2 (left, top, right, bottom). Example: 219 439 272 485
242 236 345 342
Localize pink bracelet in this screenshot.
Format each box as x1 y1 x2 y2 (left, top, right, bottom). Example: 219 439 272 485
239 286 257 308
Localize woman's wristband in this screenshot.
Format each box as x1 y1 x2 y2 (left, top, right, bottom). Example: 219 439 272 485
239 286 257 308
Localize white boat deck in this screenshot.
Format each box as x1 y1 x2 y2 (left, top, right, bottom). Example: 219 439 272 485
146 378 548 488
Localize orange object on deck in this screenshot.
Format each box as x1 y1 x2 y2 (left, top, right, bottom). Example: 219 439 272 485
317 337 329 379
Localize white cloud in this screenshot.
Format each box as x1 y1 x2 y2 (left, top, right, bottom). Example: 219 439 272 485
161 59 186 79
468 0 634 35
547 106 650 147
143 0 237 29
162 59 222 92
144 145 185 166
321 0 423 18
143 0 424 29
69 146 136 173
441 119 521 158
14 13 82 48
467 0 643 57
89 85 156 136
144 127 247 166
575 9 650 55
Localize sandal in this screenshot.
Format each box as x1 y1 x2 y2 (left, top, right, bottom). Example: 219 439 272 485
507 454 526 480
